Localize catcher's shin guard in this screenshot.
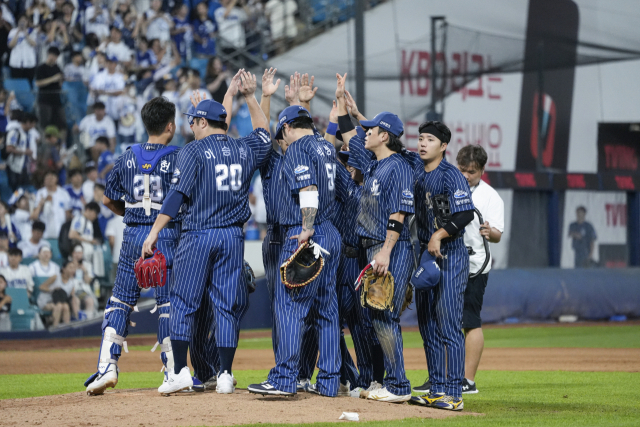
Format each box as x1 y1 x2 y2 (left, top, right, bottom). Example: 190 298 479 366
151 302 173 370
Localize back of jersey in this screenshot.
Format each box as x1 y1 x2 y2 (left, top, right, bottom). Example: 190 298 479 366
105 143 180 226
171 129 271 231
280 134 337 226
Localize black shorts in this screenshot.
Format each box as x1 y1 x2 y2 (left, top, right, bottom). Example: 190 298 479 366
462 273 488 329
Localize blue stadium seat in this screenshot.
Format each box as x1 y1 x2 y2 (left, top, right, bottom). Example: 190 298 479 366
4 79 35 113
62 81 88 123
189 58 209 81
21 257 37 266
31 276 48 306
47 239 62 260
0 170 13 202
5 288 37 331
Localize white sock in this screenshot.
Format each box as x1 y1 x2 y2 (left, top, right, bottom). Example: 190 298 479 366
466 378 475 386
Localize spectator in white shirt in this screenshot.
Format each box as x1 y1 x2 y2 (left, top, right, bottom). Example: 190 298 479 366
75 102 116 150
64 168 85 217
38 260 77 327
90 55 126 122
31 246 60 311
17 221 50 258
265 0 297 44
215 0 248 64
11 194 33 243
0 233 9 268
0 248 35 296
105 213 124 281
84 0 111 40
31 170 72 239
144 0 173 43
7 15 38 82
100 25 132 66
0 200 20 246
70 243 97 319
82 166 98 202
68 201 99 263
4 112 37 191
63 50 87 82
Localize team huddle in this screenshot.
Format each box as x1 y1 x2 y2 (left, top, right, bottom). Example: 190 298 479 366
83 68 504 413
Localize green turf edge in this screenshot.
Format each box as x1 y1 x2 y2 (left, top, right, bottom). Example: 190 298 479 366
2 371 639 427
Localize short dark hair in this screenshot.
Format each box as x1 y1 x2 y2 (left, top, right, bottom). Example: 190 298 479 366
419 121 451 158
141 96 176 135
457 145 488 170
47 46 61 57
282 117 313 138
95 136 109 146
93 102 106 110
71 50 83 59
32 221 46 232
377 128 404 153
61 259 74 270
85 165 97 174
44 170 58 179
25 113 38 123
8 248 22 257
68 169 82 179
190 68 201 78
85 201 101 214
577 206 587 214
95 183 106 192
195 117 228 132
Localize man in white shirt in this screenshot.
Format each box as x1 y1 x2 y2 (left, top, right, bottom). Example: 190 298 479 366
76 102 117 149
7 16 38 80
101 26 132 67
456 145 504 394
90 56 126 122
105 213 125 282
17 221 51 258
0 248 35 295
84 0 111 40
82 166 99 202
145 0 173 43
5 112 37 190
68 202 100 263
31 171 72 239
215 0 247 64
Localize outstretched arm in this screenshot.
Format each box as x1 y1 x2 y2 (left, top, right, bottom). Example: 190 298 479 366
239 70 269 131
259 67 281 121
335 73 356 147
284 72 301 106
299 73 318 113
222 69 242 127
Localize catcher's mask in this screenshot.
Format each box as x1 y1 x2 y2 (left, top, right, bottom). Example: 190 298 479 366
134 249 167 289
280 239 325 289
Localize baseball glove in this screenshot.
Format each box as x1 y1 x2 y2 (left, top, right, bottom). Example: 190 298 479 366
280 239 328 289
401 284 414 314
244 259 256 293
355 262 395 311
134 249 167 289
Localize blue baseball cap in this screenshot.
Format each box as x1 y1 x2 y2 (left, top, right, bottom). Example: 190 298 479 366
106 55 118 62
360 112 404 137
275 105 312 139
183 99 227 122
411 250 440 290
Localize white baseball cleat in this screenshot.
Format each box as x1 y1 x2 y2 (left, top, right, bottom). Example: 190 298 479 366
364 386 411 403
86 364 119 396
215 371 235 394
158 367 193 395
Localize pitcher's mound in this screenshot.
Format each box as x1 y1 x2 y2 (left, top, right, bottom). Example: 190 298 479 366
0 388 472 426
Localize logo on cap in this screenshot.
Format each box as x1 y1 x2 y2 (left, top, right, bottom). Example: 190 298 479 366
380 121 391 128
142 164 151 169
197 110 207 116
279 116 287 124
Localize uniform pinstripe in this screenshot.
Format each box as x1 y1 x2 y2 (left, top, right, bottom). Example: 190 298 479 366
404 152 474 399
267 133 342 396
98 143 181 371
348 134 415 396
169 128 271 349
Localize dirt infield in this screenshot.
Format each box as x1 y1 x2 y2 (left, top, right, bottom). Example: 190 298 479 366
0 389 468 426
2 347 639 375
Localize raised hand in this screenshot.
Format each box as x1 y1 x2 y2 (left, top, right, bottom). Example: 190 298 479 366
239 70 257 97
225 69 243 99
299 73 318 103
344 90 362 119
261 67 281 97
284 72 301 105
335 73 347 99
329 100 338 123
190 90 208 108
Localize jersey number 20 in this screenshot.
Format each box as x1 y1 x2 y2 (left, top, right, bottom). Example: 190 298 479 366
216 164 242 191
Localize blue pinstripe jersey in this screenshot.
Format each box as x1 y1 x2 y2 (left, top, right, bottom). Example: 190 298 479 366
348 134 415 242
171 128 272 231
259 149 284 226
403 151 475 248
334 164 362 248
279 134 337 226
104 143 181 226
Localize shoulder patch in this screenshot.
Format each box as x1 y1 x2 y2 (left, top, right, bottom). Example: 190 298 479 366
454 189 468 199
294 165 309 175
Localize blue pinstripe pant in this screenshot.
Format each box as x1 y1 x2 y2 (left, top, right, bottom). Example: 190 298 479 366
416 245 469 398
262 225 282 352
170 226 246 348
102 224 180 364
362 240 413 396
268 222 342 396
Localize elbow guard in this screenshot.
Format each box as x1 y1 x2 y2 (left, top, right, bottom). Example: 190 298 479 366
443 210 475 236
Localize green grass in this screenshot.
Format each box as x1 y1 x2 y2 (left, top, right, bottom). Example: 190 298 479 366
2 370 639 426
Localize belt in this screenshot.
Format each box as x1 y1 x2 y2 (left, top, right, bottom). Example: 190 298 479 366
342 244 359 258
268 224 282 245
359 237 384 250
127 222 178 229
125 201 162 211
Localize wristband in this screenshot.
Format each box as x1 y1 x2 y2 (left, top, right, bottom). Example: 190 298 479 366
338 114 355 134
326 122 338 136
387 219 403 234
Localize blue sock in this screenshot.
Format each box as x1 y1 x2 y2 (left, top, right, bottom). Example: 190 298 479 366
218 347 236 374
172 340 189 375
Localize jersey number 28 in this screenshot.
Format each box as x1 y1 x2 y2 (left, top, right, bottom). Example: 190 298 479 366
216 164 242 191
133 174 163 202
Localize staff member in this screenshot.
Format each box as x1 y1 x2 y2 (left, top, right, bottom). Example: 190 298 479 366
456 144 504 394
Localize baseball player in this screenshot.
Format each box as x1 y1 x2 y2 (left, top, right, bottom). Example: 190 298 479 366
334 73 415 403
403 121 475 411
84 96 181 396
247 105 342 397
142 70 271 395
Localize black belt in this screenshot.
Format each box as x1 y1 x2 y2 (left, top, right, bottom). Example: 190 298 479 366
127 222 178 229
359 237 384 250
268 224 282 245
342 244 359 258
